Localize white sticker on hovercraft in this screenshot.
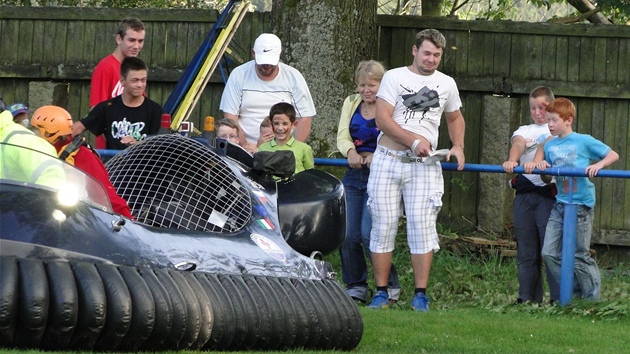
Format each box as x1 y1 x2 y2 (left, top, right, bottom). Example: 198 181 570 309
252 189 269 203
208 210 228 228
247 179 265 190
251 234 286 262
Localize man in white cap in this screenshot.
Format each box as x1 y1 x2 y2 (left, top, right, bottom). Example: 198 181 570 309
220 33 316 150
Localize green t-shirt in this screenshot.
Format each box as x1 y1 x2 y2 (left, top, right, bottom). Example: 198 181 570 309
258 136 314 174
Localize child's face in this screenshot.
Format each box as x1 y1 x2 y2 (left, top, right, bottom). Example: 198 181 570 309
260 125 273 137
529 96 549 125
271 114 296 144
217 125 239 143
259 125 274 144
546 112 572 138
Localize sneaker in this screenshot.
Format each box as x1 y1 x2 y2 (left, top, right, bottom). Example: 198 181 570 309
368 290 389 309
411 292 430 312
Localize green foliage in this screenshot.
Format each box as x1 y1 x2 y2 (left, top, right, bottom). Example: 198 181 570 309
598 0 630 23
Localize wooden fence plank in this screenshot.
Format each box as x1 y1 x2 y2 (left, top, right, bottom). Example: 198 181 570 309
66 21 86 64
510 34 528 80
578 37 595 83
493 32 511 79
481 32 495 77
604 37 619 85
468 30 485 78
1 20 19 64
17 20 34 64
541 35 557 80
567 36 582 84
554 35 569 82
620 39 630 85
525 34 543 79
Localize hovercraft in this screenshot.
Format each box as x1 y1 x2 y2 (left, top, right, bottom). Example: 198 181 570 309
0 134 361 351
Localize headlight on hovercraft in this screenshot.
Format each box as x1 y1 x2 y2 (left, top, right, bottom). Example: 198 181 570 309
57 183 80 207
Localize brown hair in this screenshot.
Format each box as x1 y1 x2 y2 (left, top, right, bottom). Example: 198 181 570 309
269 102 296 123
216 118 240 133
415 29 446 49
120 57 148 78
529 86 555 103
117 18 145 39
546 98 575 122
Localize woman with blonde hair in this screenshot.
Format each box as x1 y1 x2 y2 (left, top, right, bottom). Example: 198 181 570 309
336 60 400 304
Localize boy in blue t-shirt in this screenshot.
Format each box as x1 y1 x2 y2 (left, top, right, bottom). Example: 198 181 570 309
524 98 619 301
258 102 314 174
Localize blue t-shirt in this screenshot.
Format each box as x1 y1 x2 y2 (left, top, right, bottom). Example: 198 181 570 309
349 107 379 153
544 132 610 208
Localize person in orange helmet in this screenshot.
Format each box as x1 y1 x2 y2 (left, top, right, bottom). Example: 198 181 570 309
31 105 133 219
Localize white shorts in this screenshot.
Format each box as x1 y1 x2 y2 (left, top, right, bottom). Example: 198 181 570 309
367 145 444 254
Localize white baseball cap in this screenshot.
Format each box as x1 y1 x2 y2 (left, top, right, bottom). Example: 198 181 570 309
253 33 282 65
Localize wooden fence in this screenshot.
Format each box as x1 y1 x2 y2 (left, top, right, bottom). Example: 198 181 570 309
1 7 628 244
0 6 271 126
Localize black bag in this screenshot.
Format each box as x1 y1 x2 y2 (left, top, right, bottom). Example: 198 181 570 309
252 150 295 179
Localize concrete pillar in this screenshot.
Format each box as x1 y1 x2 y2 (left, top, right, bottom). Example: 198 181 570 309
477 95 520 234
28 81 69 111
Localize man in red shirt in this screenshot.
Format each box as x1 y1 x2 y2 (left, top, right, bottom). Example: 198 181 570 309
90 17 145 149
31 105 134 219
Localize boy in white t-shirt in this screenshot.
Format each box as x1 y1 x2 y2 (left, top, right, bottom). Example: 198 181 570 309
502 86 558 304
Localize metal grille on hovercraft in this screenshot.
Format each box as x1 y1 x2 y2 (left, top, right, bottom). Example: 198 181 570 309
105 134 252 232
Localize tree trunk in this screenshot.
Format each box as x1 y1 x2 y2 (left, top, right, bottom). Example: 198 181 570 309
422 0 443 16
270 0 378 155
566 0 613 24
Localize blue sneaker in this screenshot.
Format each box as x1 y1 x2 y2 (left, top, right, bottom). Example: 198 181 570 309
368 290 389 309
411 292 430 312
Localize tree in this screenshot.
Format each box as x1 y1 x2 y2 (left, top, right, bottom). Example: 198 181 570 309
270 0 378 154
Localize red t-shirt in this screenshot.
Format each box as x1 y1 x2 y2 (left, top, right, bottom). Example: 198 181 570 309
90 54 123 149
54 139 133 219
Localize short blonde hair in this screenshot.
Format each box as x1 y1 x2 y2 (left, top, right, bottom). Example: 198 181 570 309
355 60 386 84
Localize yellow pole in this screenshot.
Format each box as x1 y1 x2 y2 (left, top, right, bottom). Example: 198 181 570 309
171 0 250 130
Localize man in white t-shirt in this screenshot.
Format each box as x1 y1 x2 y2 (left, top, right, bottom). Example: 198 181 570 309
366 29 466 312
219 33 316 150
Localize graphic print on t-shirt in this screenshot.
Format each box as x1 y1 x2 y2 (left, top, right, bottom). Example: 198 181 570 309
525 133 549 154
547 143 579 194
111 118 146 141
400 84 441 123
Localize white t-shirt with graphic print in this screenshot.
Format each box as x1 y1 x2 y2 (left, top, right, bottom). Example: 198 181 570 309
376 66 461 148
512 123 552 186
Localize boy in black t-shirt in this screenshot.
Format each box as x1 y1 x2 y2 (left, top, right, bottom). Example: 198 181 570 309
73 57 163 150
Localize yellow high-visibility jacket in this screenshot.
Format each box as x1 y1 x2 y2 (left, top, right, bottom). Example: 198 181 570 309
0 110 65 188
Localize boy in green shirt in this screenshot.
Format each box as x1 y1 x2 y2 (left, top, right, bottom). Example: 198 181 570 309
258 102 314 174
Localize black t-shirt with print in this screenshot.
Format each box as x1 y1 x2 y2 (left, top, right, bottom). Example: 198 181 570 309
82 95 163 150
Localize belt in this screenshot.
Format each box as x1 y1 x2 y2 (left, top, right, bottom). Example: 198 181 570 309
377 146 426 163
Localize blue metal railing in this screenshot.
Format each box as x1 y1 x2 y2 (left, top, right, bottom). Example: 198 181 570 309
99 148 629 306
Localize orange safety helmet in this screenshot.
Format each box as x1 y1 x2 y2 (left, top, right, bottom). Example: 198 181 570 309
31 105 73 143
